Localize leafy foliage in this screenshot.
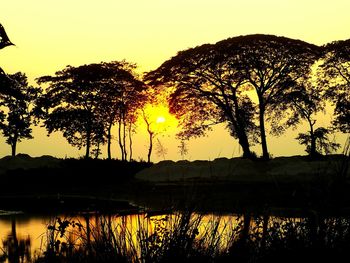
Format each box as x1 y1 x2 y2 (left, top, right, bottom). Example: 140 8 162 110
320 39 350 133
296 127 341 155
37 61 145 159
0 72 40 156
218 35 321 159
145 34 321 159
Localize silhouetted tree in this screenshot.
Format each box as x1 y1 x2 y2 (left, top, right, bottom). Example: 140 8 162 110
320 39 350 133
145 35 320 159
275 81 333 158
96 61 145 160
37 61 145 159
222 35 320 159
37 64 108 158
145 38 258 159
140 90 171 163
0 72 40 156
296 127 340 156
142 108 156 163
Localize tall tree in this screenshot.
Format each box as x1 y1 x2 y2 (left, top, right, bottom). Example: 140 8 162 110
0 72 40 156
36 64 107 158
220 35 321 159
145 40 258 159
277 81 339 158
145 34 320 159
286 83 325 158
142 108 156 163
37 61 145 159
320 39 350 133
96 62 146 160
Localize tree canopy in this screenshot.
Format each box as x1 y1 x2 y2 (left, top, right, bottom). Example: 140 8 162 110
320 39 350 133
37 61 145 159
0 72 40 156
145 34 321 159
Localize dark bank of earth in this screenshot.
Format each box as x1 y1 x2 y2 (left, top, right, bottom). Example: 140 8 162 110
0 154 150 213
0 154 349 215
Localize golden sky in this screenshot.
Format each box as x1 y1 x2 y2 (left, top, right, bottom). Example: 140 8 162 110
0 0 349 161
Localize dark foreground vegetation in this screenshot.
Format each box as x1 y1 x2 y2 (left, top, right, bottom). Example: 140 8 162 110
0 152 349 262
3 211 350 263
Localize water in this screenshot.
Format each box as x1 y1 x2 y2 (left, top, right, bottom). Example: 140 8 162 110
0 211 243 261
0 210 349 262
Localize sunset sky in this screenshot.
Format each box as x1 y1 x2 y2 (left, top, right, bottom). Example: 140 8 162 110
1 0 349 161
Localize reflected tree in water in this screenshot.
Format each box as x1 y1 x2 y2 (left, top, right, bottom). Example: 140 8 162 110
0 218 31 263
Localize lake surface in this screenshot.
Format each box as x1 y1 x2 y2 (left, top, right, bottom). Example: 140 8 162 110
0 209 348 263
0 211 256 262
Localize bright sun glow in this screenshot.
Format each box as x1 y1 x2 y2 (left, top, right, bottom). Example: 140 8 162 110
139 104 178 132
156 116 166 123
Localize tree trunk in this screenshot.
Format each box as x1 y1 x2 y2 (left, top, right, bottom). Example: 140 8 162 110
107 122 112 160
118 121 124 161
85 126 91 159
238 132 253 159
308 120 317 158
147 132 153 163
11 138 17 157
231 95 253 159
94 142 100 159
122 117 127 161
305 117 317 158
128 123 133 162
258 103 269 160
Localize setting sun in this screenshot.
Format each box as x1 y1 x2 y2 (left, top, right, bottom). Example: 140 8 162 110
139 104 178 131
156 116 166 124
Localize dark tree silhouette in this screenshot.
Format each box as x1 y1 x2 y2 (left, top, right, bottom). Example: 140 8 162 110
140 91 171 163
296 127 340 156
217 35 321 159
279 82 339 157
37 64 107 158
96 61 146 160
320 39 350 133
0 72 40 157
145 35 320 159
144 39 258 159
37 61 144 159
141 107 156 163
